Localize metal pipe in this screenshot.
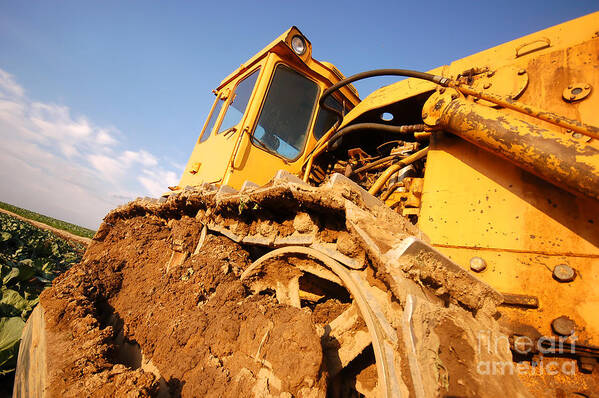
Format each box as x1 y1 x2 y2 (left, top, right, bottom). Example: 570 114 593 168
455 85 599 140
302 123 339 182
327 123 430 149
380 182 404 201
368 148 429 195
422 89 599 200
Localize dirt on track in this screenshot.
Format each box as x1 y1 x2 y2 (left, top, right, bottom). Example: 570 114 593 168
31 178 537 398
40 214 327 397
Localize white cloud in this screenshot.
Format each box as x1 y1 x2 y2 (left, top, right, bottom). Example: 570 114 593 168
96 129 117 146
0 68 180 229
0 69 24 98
88 154 124 180
138 168 179 197
120 150 158 167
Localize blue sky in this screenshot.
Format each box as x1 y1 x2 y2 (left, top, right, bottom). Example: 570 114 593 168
0 1 597 228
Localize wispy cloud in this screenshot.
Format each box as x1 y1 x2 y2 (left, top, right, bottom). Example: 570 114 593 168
0 68 179 229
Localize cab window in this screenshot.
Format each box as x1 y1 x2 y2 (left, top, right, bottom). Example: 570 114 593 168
218 68 260 134
313 96 342 140
199 94 224 143
253 64 319 160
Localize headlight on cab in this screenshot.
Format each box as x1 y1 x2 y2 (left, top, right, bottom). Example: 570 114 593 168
290 35 306 56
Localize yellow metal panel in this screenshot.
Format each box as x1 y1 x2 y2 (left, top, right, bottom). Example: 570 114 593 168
180 31 361 191
419 135 599 255
224 53 325 188
179 60 268 187
419 28 599 255
438 247 599 344
340 11 599 129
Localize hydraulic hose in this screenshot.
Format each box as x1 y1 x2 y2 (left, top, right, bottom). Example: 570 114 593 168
351 154 401 175
319 69 450 122
327 123 430 150
368 147 429 196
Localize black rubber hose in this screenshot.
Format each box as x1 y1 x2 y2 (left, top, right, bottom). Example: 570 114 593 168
327 123 428 149
319 68 450 121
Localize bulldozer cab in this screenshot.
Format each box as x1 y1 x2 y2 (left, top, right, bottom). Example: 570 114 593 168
177 27 360 191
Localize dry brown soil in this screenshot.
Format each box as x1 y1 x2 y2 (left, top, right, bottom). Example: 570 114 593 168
40 215 328 397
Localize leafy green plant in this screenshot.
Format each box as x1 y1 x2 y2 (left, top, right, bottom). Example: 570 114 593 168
0 201 96 239
0 212 84 375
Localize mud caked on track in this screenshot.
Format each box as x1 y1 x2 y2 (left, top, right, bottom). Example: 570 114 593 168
29 173 532 397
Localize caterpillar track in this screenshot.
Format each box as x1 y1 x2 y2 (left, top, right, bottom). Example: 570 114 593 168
15 172 532 397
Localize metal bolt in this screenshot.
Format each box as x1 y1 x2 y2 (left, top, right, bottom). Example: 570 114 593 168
568 84 573 89
584 84 591 90
518 69 526 75
553 264 576 282
483 82 492 89
573 132 583 139
552 316 576 336
470 257 487 272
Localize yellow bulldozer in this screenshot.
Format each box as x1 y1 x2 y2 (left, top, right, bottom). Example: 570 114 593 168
14 12 599 398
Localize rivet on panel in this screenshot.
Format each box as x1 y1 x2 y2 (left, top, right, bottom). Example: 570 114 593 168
551 316 576 336
553 264 576 282
470 257 487 272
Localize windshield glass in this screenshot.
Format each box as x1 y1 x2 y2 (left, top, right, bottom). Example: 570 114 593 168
218 68 260 134
253 64 319 160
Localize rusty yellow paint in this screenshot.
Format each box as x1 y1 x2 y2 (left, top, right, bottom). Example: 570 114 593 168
453 84 599 139
417 32 599 390
437 247 599 343
422 89 599 200
465 65 529 107
339 11 599 130
419 134 599 254
417 27 599 390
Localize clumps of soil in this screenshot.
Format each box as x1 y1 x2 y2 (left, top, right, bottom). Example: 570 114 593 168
311 299 349 325
434 317 478 397
40 215 328 397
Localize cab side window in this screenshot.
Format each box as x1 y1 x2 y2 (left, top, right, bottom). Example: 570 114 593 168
199 94 224 143
218 69 260 134
313 96 342 140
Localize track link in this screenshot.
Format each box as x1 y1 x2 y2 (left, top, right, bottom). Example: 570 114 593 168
15 172 531 397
